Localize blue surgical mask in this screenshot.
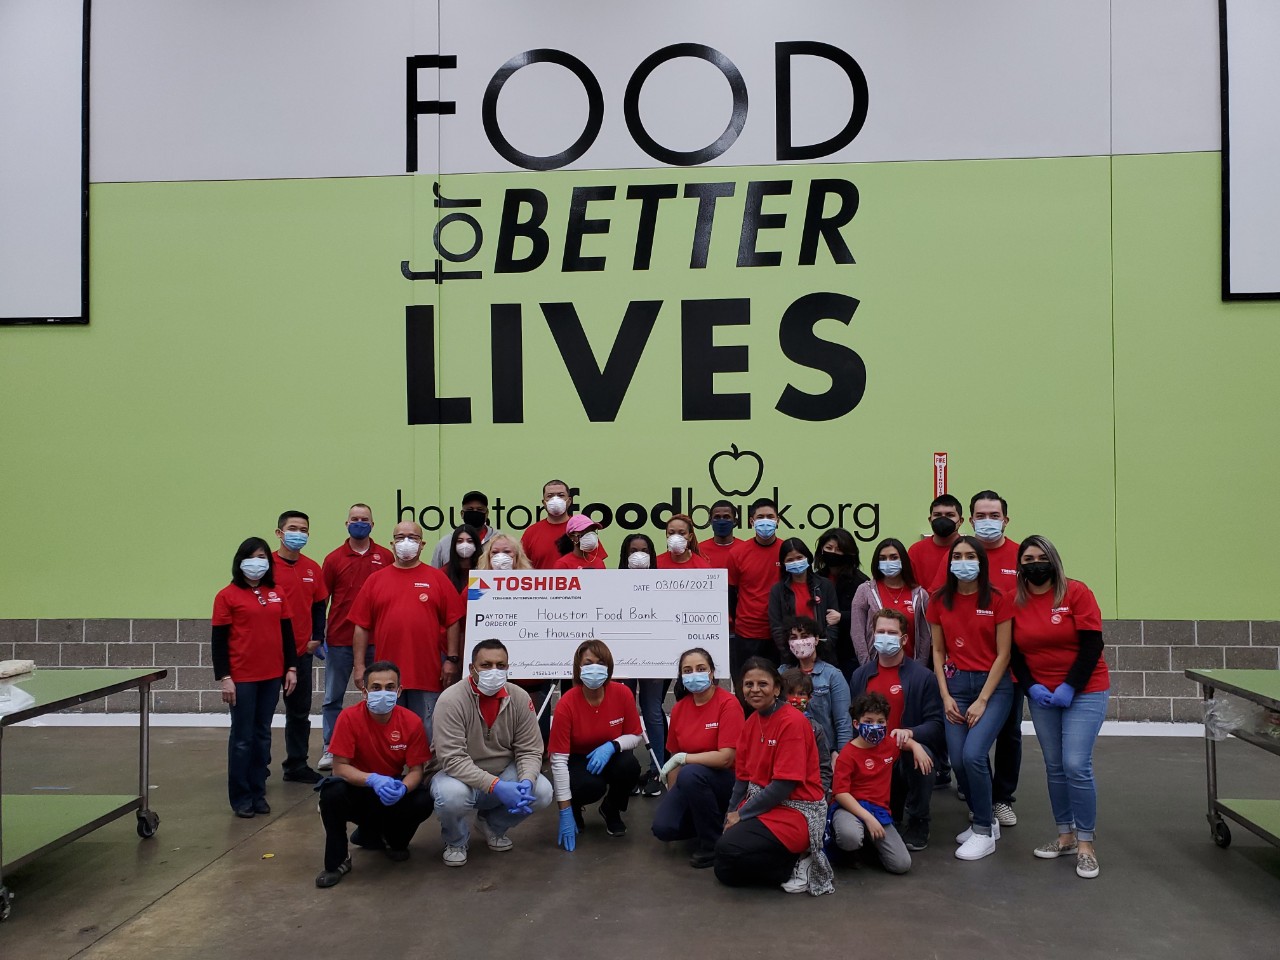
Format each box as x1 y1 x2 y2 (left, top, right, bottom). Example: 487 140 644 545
973 518 1004 542
348 520 372 539
367 690 397 715
753 517 778 539
951 559 980 582
784 558 809 575
282 531 308 551
681 671 712 694
872 633 902 657
579 663 609 689
711 518 736 538
240 557 270 580
878 559 902 578
858 722 886 746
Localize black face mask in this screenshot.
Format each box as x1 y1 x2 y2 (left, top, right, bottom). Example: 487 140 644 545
821 553 850 566
462 509 486 529
930 516 957 537
1022 561 1054 586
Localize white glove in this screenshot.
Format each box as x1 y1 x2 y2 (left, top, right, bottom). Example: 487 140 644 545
660 752 688 783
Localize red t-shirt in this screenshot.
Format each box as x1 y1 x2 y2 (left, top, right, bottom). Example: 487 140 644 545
873 582 917 659
907 538 952 592
656 551 711 569
790 580 812 616
273 551 330 655
329 702 431 776
667 686 744 754
322 541 393 647
554 552 606 570
212 583 287 683
549 681 642 755
699 539 740 569
925 589 1013 672
1013 580 1109 694
347 563 465 692
521 518 571 569
728 538 781 639
865 664 905 730
833 736 900 809
735 704 824 854
982 538 1021 597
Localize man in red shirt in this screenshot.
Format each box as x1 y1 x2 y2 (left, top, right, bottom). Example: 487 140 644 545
699 500 742 569
315 660 434 888
969 489 1023 829
906 494 964 593
272 510 330 784
350 521 465 742
319 503 394 770
520 479 573 568
727 499 782 709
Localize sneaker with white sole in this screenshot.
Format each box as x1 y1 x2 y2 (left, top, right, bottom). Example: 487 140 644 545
442 844 468 867
955 821 1001 844
993 802 1017 826
317 752 333 771
481 820 514 852
955 833 998 860
1033 838 1078 859
1075 851 1100 879
781 855 812 893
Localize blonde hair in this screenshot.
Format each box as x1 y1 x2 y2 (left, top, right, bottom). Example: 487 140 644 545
475 534 533 570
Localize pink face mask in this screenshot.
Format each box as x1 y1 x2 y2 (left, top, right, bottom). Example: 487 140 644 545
788 636 818 660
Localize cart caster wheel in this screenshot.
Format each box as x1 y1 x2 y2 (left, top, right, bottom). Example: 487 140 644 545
1213 821 1231 848
137 810 160 839
0 887 13 922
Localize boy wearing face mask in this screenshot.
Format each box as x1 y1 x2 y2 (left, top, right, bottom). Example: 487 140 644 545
907 494 965 592
830 692 919 874
273 510 330 784
429 639 553 867
316 660 434 888
430 491 507 567
848 610 945 852
522 479 574 569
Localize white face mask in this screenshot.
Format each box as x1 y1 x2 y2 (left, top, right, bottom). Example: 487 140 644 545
578 532 599 552
545 495 568 517
474 667 508 696
667 534 688 554
455 541 476 559
394 538 421 562
240 557 270 580
628 551 651 569
490 552 514 570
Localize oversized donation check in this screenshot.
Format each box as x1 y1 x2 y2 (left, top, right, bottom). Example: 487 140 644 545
466 569 729 679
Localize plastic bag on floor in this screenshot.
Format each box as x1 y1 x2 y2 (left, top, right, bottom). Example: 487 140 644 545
1204 694 1264 740
0 683 36 717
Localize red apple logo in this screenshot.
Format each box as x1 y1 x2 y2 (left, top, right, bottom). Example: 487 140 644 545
708 444 764 497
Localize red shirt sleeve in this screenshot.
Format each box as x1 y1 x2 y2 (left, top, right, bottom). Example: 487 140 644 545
329 708 357 760
717 692 745 748
348 578 375 631
1071 581 1103 630
212 587 232 626
832 744 856 796
549 693 575 754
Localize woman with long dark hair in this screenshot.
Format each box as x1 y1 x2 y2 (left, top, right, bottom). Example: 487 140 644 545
442 523 481 593
766 538 839 659
813 528 869 677
850 538 931 666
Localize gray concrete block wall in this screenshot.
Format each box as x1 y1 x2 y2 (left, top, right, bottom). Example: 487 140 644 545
2 618 1278 721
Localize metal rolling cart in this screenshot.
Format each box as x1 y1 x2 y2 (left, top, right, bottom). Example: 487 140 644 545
0 667 167 921
1185 668 1280 850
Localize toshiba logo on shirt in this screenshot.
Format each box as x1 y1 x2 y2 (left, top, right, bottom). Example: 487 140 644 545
976 609 994 617
705 721 720 730
413 582 432 588
608 717 624 727
390 743 406 751
265 592 283 603
766 738 778 747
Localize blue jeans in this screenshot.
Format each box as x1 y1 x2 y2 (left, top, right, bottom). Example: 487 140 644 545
1028 689 1109 841
322 644 373 749
431 764 554 846
944 670 1014 834
228 678 281 811
399 689 440 744
651 763 735 849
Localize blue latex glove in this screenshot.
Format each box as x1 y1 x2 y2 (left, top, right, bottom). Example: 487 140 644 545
1049 683 1076 708
384 779 407 805
1028 683 1054 708
313 642 327 662
493 778 533 815
366 772 400 806
557 807 577 851
586 742 616 775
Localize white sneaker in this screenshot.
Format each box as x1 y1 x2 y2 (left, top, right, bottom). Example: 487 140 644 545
481 820 513 852
317 752 333 771
955 821 1001 844
781 855 812 893
993 802 1017 826
955 833 998 861
442 844 468 867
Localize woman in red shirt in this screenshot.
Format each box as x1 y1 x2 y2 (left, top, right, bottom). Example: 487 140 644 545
926 536 1013 862
549 640 643 849
211 537 298 818
553 515 607 570
657 513 710 569
1011 535 1110 880
714 657 832 895
651 648 743 867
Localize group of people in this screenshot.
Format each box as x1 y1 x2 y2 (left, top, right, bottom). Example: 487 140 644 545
211 483 1110 892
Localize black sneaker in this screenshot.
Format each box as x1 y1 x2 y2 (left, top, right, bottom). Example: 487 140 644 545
384 848 410 862
283 766 323 784
315 857 351 888
690 845 716 869
232 806 255 819
933 772 952 789
641 772 663 797
350 827 385 850
903 820 930 852
252 799 271 815
599 805 627 837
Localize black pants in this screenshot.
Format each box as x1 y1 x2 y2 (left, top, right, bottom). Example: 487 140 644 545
730 636 779 715
568 751 640 813
651 764 735 850
889 745 935 826
318 779 434 871
282 653 313 773
714 817 798 888
992 684 1025 804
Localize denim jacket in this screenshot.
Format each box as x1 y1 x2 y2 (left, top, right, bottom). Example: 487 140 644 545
780 659 853 752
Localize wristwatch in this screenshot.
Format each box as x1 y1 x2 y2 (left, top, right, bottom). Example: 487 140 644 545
444 655 460 664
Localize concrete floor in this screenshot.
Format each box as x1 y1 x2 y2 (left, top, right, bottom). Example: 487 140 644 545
2 727 1279 960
